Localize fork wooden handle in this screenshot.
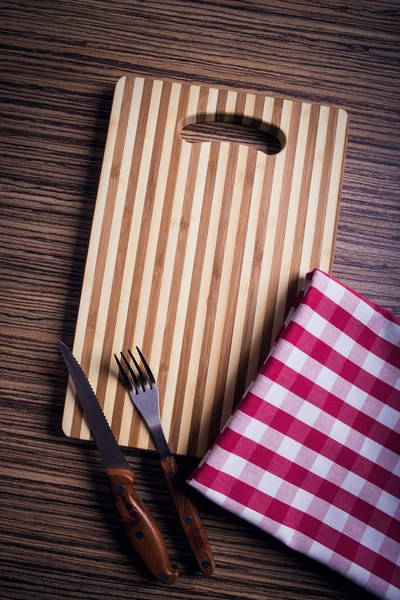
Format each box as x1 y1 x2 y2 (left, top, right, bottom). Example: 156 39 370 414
160 456 216 576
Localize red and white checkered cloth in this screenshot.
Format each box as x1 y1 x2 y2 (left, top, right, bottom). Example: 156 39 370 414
188 269 400 599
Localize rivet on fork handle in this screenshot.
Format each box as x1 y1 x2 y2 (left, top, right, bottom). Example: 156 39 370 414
160 455 216 576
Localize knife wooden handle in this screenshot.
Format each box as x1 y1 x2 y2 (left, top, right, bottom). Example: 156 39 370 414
160 456 215 576
107 468 179 585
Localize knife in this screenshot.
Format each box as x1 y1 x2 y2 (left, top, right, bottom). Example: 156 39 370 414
58 341 179 585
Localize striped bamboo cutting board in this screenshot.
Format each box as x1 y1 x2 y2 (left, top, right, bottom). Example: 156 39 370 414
62 75 348 457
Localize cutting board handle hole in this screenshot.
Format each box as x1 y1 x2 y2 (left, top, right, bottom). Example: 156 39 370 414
178 116 284 155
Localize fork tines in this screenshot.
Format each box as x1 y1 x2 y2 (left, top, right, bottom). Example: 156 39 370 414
114 347 155 394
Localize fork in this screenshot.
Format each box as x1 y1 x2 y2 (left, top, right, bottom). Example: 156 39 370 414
115 348 215 576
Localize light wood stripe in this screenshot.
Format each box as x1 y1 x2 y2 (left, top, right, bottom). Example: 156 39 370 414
270 103 312 344
63 76 348 456
310 108 339 269
298 105 331 279
70 77 135 439
205 95 264 452
234 98 283 404
259 101 302 360
126 83 191 447
320 109 349 272
138 84 201 450
62 77 126 438
141 86 198 359
99 79 170 440
116 81 183 446
153 87 211 451
130 84 192 447
198 140 250 455
220 96 274 424
92 78 148 428
169 88 224 453
284 103 321 316
82 78 155 441
248 99 295 375
187 93 247 456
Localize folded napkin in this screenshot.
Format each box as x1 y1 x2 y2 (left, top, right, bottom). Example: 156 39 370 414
188 269 400 599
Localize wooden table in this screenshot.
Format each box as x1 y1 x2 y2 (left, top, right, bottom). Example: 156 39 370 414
1 2 399 599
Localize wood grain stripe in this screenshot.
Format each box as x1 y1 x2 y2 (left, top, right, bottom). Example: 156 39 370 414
258 101 303 363
152 87 209 451
198 139 250 455
88 78 156 439
284 103 321 316
270 103 312 343
320 110 349 272
70 77 135 438
116 81 183 446
134 85 197 449
127 83 191 447
220 97 280 422
164 106 222 453
233 98 283 407
62 77 125 438
245 100 294 389
87 77 156 442
187 93 247 456
138 85 202 450
141 85 195 360
93 79 172 440
298 106 331 279
168 89 226 454
310 109 339 268
205 95 265 451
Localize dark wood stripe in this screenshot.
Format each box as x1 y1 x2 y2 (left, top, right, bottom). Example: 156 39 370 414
128 83 191 447
310 109 339 268
99 78 154 438
207 95 264 447
154 88 209 452
168 89 228 452
141 84 193 359
328 116 350 274
258 101 303 366
232 99 284 407
99 80 172 440
70 77 135 438
187 93 246 456
285 103 321 316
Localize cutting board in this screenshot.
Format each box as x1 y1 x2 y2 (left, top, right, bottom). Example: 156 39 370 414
62 75 348 457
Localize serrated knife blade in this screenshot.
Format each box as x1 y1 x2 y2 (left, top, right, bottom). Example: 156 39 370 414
58 340 130 471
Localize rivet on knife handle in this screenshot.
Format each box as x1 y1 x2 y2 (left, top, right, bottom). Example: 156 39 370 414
107 468 179 585
160 456 215 576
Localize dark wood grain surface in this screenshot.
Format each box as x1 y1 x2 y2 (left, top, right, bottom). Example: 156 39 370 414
1 1 399 599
